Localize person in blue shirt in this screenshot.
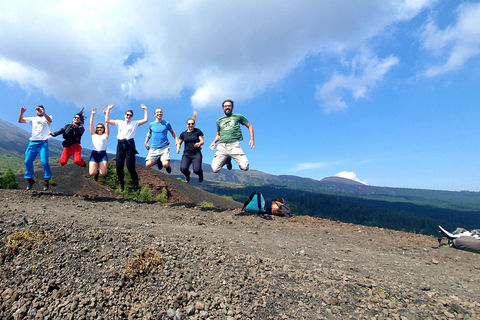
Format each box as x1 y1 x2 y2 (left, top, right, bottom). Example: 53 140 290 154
144 108 178 174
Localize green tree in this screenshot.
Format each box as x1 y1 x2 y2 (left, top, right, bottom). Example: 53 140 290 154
1 168 21 189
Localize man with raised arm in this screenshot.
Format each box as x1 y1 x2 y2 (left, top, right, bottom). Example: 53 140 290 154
18 105 53 191
209 99 254 173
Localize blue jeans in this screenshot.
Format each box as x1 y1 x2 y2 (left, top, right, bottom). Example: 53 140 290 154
24 140 52 180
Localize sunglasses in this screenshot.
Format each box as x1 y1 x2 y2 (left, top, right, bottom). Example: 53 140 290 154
187 123 195 125
74 116 81 119
96 127 104 129
125 114 133 117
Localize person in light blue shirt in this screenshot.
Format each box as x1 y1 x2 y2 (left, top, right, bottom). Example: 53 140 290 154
145 108 178 173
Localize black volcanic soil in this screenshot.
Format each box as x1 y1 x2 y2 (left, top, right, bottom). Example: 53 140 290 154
2 164 480 319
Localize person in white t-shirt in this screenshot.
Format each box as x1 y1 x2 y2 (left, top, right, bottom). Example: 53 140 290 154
89 107 110 181
105 104 148 192
18 105 53 191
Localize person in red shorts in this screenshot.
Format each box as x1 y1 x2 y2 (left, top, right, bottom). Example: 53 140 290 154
50 109 87 167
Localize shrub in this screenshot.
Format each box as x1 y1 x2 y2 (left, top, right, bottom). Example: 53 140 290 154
156 188 168 203
138 184 154 202
1 168 21 189
124 247 163 278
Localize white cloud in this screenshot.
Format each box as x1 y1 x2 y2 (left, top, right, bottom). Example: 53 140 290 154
293 162 331 171
421 2 480 77
315 50 399 113
0 0 431 109
335 171 370 185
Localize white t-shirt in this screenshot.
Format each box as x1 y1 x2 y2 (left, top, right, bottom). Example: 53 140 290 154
25 116 52 141
91 134 108 151
114 120 139 140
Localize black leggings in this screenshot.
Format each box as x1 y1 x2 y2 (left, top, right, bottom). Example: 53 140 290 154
180 152 203 176
116 140 138 183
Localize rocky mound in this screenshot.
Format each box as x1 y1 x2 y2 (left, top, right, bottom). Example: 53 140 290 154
15 162 242 210
0 189 479 319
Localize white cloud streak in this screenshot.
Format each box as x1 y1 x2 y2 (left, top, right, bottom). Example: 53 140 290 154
421 2 480 77
0 0 432 109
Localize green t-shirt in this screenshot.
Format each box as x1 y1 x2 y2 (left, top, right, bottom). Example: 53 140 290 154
216 113 249 142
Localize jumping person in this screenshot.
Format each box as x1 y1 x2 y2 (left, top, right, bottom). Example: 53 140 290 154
89 107 109 181
209 100 254 173
50 108 86 168
176 112 204 183
18 105 53 191
145 107 178 174
105 104 148 192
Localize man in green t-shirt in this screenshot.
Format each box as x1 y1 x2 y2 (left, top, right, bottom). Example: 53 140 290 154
209 99 255 173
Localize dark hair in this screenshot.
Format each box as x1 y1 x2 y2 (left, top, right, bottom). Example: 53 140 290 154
125 109 134 116
37 105 45 111
222 100 234 108
75 107 85 124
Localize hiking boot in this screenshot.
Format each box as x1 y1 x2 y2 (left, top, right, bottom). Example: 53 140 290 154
184 172 190 183
94 172 99 181
133 181 139 192
43 179 50 191
166 166 172 174
226 158 232 171
157 161 163 171
119 181 125 192
198 172 203 183
26 178 35 190
81 161 87 167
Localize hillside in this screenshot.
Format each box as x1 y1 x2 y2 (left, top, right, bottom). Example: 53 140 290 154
1 189 479 319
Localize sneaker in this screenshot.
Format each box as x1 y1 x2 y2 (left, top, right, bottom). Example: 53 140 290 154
94 172 99 181
226 157 233 171
81 161 87 168
184 172 190 183
26 178 35 190
198 172 203 183
43 179 50 191
157 161 163 171
119 181 125 192
133 181 139 192
166 166 172 174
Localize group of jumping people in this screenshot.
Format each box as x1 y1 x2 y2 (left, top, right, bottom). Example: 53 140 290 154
18 100 255 191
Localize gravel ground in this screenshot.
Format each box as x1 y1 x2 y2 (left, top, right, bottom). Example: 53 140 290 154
1 189 479 320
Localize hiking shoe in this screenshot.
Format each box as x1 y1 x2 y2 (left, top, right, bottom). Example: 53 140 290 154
26 178 35 190
43 179 50 191
81 161 87 167
198 172 203 183
184 172 190 183
166 166 172 174
226 158 232 171
94 172 99 181
157 161 163 171
119 181 125 192
133 181 139 192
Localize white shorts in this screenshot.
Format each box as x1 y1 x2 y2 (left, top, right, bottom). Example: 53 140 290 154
146 145 170 162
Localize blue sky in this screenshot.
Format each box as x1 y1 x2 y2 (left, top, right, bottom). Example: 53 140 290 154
1 1 480 191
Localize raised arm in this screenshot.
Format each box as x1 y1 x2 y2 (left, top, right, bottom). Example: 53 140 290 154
90 108 97 135
105 104 116 126
18 106 27 123
137 104 149 126
103 108 110 139
245 123 255 150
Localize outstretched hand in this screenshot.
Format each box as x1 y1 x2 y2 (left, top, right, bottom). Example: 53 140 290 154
140 104 147 110
107 104 114 109
92 108 97 115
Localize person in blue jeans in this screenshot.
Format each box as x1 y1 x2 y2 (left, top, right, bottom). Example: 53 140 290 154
176 112 204 183
18 105 53 191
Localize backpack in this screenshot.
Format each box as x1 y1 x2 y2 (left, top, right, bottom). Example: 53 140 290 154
242 191 266 213
267 198 292 217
